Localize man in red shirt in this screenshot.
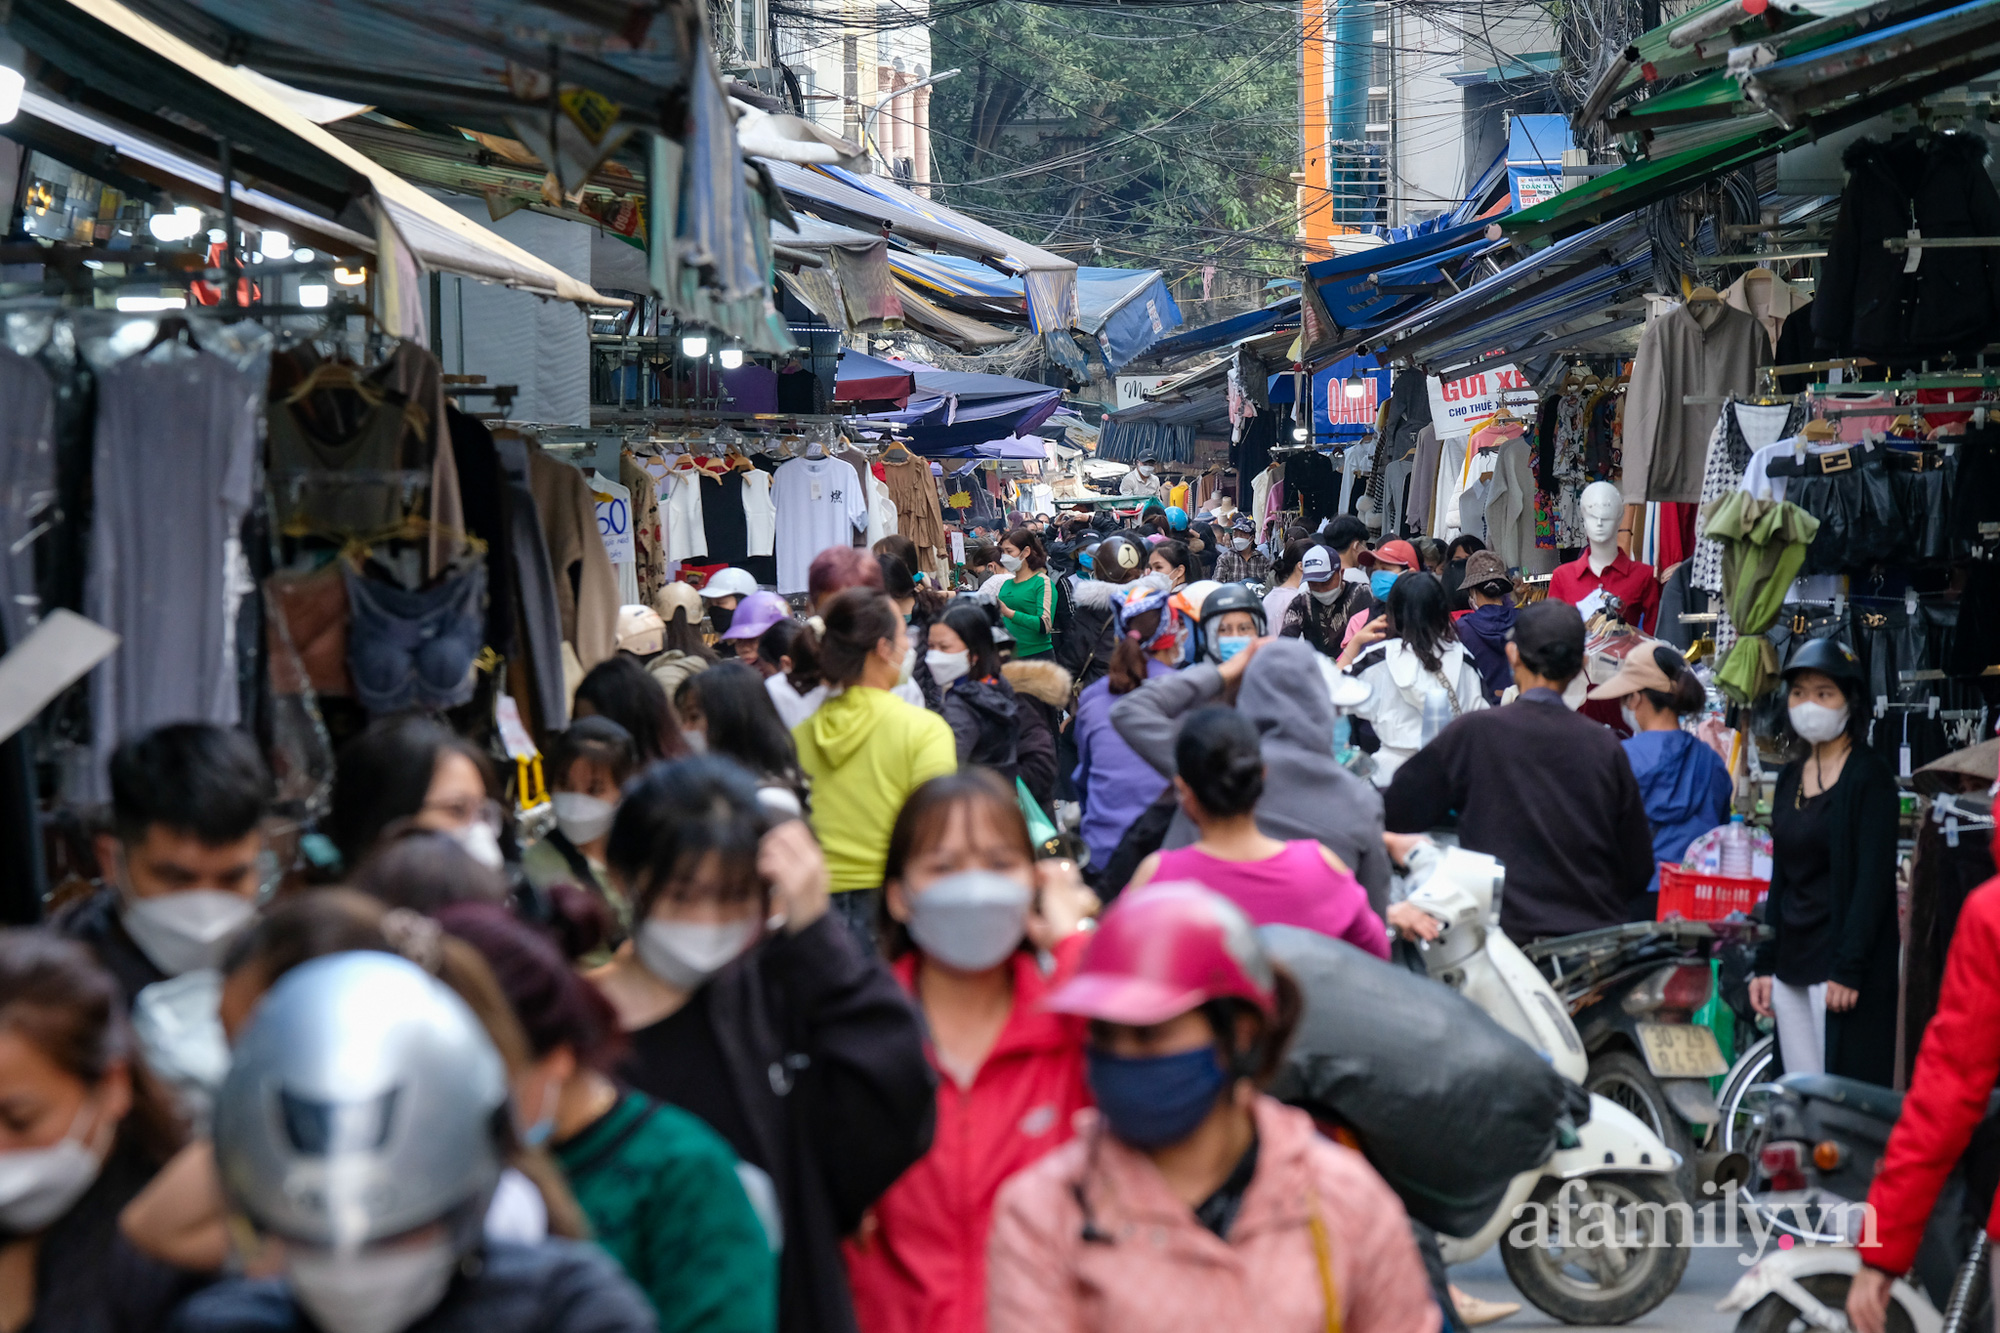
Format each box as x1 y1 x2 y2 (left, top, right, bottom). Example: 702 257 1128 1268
1847 830 2000 1332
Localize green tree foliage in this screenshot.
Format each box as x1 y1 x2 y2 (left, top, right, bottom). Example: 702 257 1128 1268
925 1 1302 281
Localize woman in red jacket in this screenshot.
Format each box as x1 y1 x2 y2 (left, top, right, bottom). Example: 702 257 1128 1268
845 771 1100 1333
1847 838 2000 1333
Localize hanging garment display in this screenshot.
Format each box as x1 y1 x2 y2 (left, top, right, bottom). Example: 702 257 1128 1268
342 558 486 715
1949 425 2000 560
1623 300 1768 505
1691 399 1805 598
86 326 270 800
773 454 867 594
864 462 899 547
267 376 420 535
527 445 619 670
448 410 517 661
264 563 353 697
587 470 641 608
743 466 776 558
620 451 666 604
1814 129 2000 360
492 431 570 734
0 347 55 654
662 454 709 564
883 454 949 571
1725 270 1811 355
1700 490 1821 701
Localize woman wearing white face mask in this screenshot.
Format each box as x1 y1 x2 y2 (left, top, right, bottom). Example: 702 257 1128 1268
327 717 510 876
523 717 639 942
929 603 1057 807
590 756 935 1333
1747 640 1902 1087
0 932 199 1333
677 662 809 819
845 772 1097 1333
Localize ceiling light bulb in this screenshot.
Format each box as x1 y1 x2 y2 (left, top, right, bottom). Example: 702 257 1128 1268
147 212 185 241
681 332 709 358
293 247 315 262
333 265 366 286
259 230 292 259
207 228 228 244
1344 373 1367 399
718 345 744 369
0 66 22 126
1292 425 1308 442
299 283 329 308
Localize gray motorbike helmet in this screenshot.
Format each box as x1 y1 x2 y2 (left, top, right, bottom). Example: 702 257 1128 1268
213 952 508 1249
1195 581 1268 662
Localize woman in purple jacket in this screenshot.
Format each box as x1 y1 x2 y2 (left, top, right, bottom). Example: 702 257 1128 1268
1072 581 1182 877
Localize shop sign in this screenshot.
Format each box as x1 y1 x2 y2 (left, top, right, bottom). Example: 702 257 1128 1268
1426 364 1528 438
1115 375 1172 409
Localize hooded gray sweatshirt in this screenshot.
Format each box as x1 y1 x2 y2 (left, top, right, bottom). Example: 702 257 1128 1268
1108 637 1392 912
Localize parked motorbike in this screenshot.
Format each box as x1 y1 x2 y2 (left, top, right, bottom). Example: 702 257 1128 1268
1401 846 1692 1325
1719 1072 1999 1332
1530 920 1738 1198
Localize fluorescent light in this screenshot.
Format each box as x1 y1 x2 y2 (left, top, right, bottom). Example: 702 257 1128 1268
260 230 292 259
299 283 329 308
0 66 22 126
147 206 204 242
294 248 315 262
116 295 188 312
333 265 366 286
680 332 708 357
718 345 744 369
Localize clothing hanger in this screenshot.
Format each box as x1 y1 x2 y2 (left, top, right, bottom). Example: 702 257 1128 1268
143 315 201 353
881 439 914 464
1802 417 1841 442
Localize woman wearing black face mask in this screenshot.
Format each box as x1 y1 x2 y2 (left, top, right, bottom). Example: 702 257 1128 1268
847 771 1098 1333
590 757 935 1333
986 884 1438 1333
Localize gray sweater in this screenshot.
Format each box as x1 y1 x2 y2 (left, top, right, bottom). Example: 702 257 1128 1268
1108 638 1393 913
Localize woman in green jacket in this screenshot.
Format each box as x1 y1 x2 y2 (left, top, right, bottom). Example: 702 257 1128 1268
438 901 778 1333
996 527 1056 660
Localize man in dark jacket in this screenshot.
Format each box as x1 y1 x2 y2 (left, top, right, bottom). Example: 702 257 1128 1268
1279 539 1376 660
54 722 271 1004
1384 601 1655 941
1453 550 1518 704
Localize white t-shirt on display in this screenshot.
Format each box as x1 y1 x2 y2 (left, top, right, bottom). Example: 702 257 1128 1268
772 456 867 594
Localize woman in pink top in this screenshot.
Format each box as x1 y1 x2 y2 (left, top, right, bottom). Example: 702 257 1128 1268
1131 707 1389 959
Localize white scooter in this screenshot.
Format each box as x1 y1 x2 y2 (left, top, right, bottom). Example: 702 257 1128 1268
1403 845 1694 1325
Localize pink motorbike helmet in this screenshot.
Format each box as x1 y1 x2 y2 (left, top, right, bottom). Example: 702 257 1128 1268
1045 883 1276 1026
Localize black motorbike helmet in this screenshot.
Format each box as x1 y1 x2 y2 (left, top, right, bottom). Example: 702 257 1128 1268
1780 637 1864 686
1195 582 1267 663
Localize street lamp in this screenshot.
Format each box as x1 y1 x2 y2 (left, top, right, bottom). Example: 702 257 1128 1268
862 67 960 167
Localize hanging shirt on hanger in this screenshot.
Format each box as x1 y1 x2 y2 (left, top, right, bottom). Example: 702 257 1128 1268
743 467 776 558
88 343 262 800
1623 301 1768 505
588 471 641 608
863 459 897 546
663 455 709 564
773 455 867 594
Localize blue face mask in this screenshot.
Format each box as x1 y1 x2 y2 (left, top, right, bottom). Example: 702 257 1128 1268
1216 635 1252 663
1370 570 1399 599
1086 1046 1230 1149
1080 552 1095 571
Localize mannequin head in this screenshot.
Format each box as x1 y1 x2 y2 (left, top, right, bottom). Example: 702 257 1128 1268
1580 481 1622 556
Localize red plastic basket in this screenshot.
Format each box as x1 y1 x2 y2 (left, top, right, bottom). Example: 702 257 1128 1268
1657 863 1767 922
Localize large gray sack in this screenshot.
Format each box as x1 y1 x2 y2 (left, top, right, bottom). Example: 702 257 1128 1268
1261 924 1578 1238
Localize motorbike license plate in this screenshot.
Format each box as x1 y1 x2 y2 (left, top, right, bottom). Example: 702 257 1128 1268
1636 1023 1728 1078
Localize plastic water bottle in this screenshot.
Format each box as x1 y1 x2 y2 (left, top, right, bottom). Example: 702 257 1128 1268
1420 687 1452 747
1719 813 1753 879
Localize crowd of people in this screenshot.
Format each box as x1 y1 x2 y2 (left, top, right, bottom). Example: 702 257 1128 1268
2 493 1951 1333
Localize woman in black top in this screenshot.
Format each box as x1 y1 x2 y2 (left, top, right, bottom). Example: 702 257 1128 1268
0 931 201 1333
589 758 935 1333
1749 640 1902 1086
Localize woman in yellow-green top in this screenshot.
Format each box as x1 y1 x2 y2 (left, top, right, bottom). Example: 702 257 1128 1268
996 526 1056 660
792 587 958 945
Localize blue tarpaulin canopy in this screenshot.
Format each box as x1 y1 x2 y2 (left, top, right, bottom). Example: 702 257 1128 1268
886 256 1181 368
1304 220 1488 334
860 360 1063 454
1134 295 1299 365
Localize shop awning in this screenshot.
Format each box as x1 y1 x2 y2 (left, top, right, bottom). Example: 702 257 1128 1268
891 283 1019 348
833 351 917 405
770 215 902 330
1499 121 1804 241
1076 267 1182 370
759 160 1077 331
1737 0 2000 123
1131 295 1300 366
1305 220 1489 333
8 0 627 305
